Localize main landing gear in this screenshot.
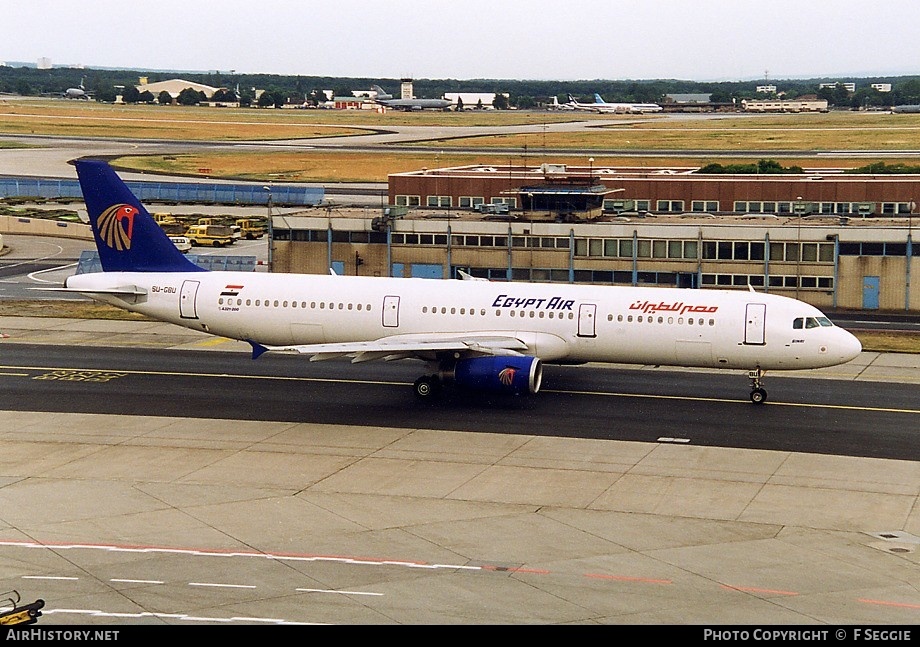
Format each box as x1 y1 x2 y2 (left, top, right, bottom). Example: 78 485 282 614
748 368 767 404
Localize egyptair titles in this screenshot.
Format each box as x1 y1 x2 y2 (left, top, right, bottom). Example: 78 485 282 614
491 294 575 310
629 300 718 315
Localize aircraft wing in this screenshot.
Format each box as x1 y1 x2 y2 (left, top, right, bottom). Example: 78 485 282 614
249 334 530 363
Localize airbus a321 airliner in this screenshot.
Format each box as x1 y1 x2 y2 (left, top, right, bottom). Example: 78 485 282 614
61 159 862 403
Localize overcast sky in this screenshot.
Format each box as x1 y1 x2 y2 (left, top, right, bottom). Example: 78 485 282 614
4 0 918 82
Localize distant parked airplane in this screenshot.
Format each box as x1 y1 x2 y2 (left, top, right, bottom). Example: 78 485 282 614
548 95 575 110
63 77 88 100
565 93 662 114
370 84 452 111
54 159 863 404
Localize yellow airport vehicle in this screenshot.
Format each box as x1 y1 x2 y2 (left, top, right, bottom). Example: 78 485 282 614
0 591 44 626
185 224 234 247
235 218 267 239
152 212 178 225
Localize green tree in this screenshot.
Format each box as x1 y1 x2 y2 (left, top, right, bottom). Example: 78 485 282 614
237 88 253 107
121 85 141 104
95 86 117 103
211 88 238 103
513 94 536 109
157 90 173 105
817 82 852 107
846 162 920 174
892 79 920 105
696 159 803 174
177 87 202 106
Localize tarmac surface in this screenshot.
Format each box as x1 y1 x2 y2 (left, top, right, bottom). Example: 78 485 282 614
0 122 918 623
0 315 918 624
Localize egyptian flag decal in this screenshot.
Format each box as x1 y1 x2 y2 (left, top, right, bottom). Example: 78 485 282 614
221 285 244 296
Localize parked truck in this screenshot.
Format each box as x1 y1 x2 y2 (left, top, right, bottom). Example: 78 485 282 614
235 218 267 239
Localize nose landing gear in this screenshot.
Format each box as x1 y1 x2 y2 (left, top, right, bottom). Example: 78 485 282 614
748 368 767 404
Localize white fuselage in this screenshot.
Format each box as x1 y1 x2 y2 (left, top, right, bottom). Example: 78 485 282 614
66 271 862 371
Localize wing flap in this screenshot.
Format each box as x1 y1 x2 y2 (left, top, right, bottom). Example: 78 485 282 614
257 334 530 362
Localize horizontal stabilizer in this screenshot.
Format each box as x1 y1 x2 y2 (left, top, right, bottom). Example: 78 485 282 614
35 285 148 297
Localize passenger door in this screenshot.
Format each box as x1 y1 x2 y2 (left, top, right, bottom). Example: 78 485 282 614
577 303 597 338
179 280 200 319
743 302 766 345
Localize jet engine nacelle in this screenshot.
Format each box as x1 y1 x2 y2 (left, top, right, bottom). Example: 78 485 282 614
448 356 543 395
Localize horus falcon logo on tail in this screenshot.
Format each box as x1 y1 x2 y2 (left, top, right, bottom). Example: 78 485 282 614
98 204 137 251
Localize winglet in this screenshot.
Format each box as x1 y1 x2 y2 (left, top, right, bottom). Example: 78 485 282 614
247 340 269 360
457 269 487 281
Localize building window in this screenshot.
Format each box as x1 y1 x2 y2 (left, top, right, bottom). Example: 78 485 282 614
656 200 684 213
427 195 451 207
459 196 484 209
881 202 912 215
396 195 420 207
691 200 719 212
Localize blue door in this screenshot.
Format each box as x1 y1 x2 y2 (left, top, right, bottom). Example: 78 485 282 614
391 262 405 278
862 276 880 310
331 261 345 276
410 263 444 279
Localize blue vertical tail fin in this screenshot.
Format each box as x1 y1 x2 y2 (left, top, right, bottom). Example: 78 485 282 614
73 159 205 273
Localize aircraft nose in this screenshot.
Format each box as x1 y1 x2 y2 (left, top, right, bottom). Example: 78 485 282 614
838 329 862 362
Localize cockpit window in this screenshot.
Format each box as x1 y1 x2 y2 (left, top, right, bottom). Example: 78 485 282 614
794 316 832 329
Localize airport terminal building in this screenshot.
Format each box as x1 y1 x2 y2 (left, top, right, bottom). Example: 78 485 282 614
271 164 920 313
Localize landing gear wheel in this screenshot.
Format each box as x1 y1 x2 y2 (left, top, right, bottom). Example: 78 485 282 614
748 368 767 405
414 375 441 399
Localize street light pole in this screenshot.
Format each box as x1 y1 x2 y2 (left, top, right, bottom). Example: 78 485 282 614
795 196 803 299
262 185 273 273
908 200 915 311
